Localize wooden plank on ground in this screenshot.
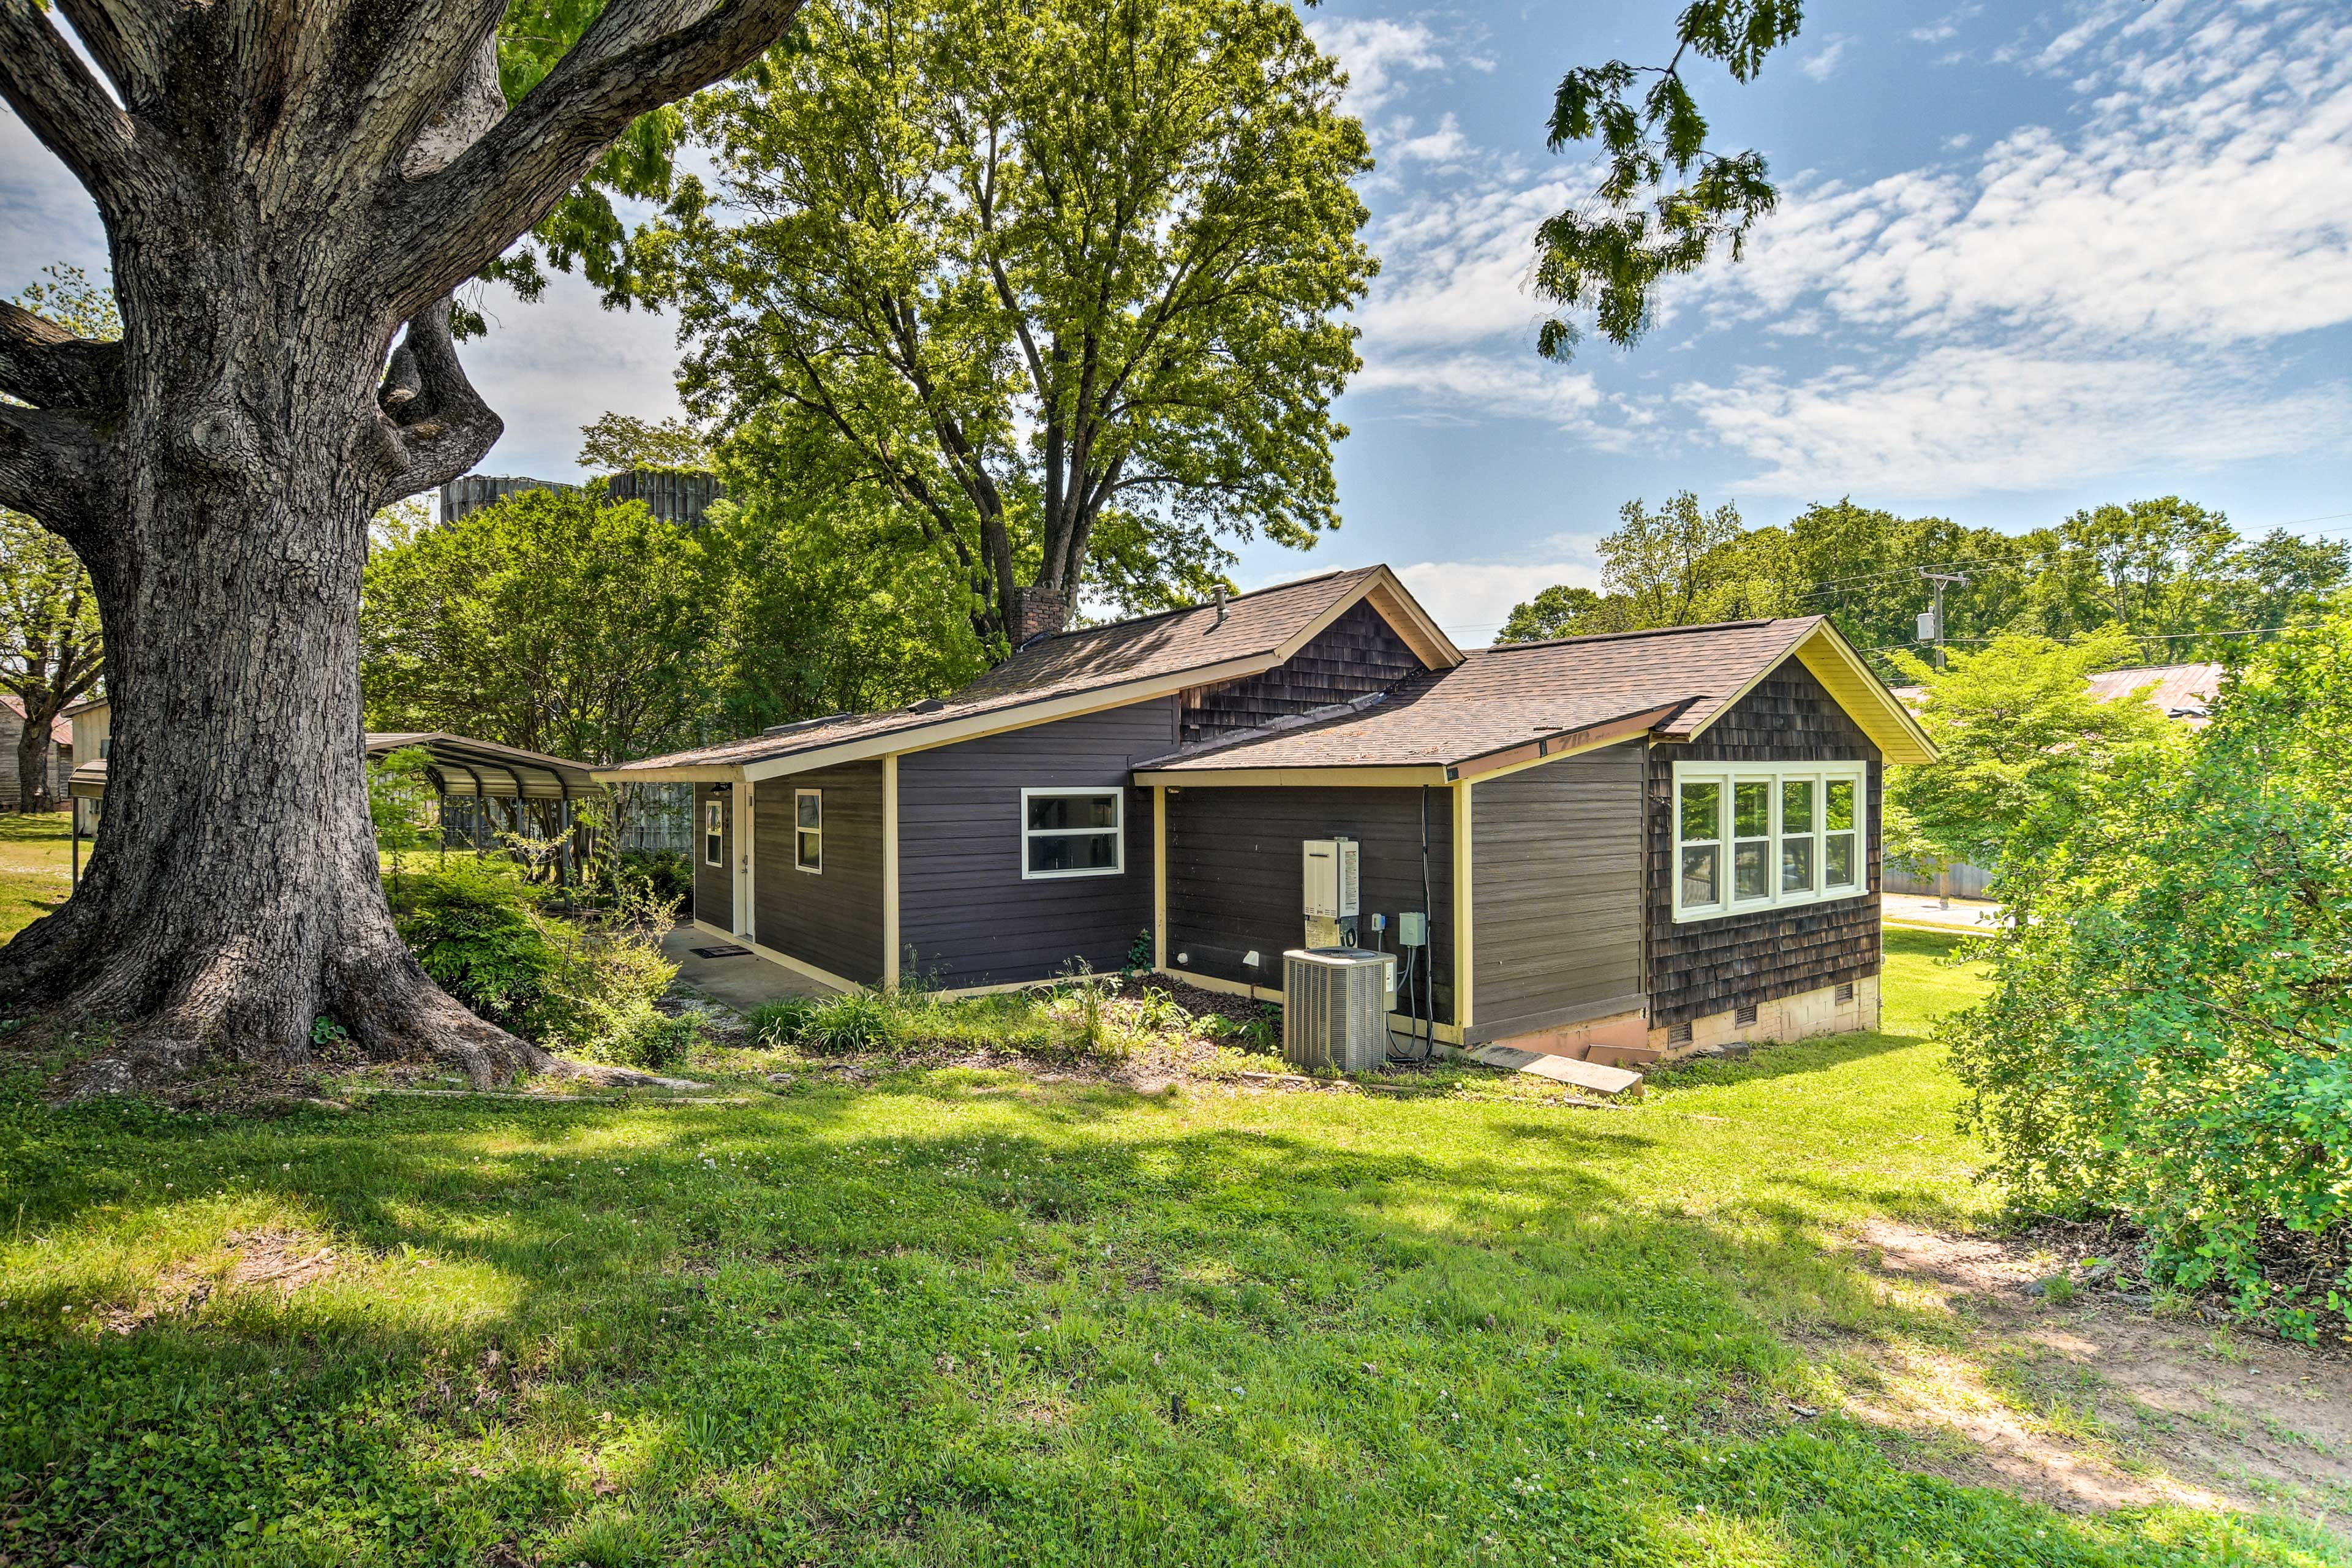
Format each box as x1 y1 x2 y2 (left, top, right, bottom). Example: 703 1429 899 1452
1466 1044 1644 1098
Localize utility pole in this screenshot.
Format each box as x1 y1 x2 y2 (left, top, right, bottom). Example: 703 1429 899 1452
1917 570 1969 669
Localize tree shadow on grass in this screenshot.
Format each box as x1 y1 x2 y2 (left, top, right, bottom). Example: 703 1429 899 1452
0 1078 2334 1567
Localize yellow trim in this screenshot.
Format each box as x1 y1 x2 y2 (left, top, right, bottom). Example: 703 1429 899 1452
591 763 739 785
1453 779 1474 1032
1136 766 1449 788
1153 967 1464 1044
1152 786 1167 971
1359 575 1464 671
882 755 900 989
1676 621 1937 766
751 937 862 994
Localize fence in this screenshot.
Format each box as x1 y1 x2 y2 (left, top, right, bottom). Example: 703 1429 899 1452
1883 858 1996 900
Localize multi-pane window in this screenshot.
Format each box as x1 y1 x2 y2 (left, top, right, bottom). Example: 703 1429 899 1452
1673 761 1869 921
1022 789 1123 878
794 788 821 873
703 799 723 868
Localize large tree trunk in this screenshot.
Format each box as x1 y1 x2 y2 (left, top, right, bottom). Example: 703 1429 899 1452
0 1 807 1095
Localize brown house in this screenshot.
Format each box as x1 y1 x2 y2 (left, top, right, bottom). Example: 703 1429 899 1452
601 566 1934 1063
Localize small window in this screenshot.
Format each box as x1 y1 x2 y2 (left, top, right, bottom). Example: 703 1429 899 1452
1732 780 1771 902
794 788 821 873
1780 778 1815 894
1022 788 1123 879
1824 778 1859 891
1835 981 1856 1003
1677 780 1721 908
703 799 724 868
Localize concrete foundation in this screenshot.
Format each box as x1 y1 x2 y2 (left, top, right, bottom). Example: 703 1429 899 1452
1646 973 1881 1061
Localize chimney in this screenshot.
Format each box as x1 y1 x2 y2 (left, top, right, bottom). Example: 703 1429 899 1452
1010 584 1070 646
1213 585 1227 625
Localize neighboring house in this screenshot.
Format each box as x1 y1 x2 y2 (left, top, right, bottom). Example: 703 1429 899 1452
1885 662 2222 898
0 695 75 809
602 566 1933 1063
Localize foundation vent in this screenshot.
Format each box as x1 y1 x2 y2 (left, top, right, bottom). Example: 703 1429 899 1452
1734 1003 1759 1028
1835 981 1856 1003
1668 1021 1694 1047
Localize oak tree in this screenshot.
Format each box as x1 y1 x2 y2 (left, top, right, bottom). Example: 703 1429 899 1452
0 0 805 1091
643 0 1374 646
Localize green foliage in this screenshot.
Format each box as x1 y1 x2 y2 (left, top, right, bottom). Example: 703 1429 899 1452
360 487 718 764
366 745 438 855
1945 605 2352 1340
1887 627 2180 884
642 0 1375 640
1497 584 1607 643
576 410 709 473
1534 2 1801 359
744 994 822 1049
388 857 689 1067
616 850 692 907
796 990 902 1055
1498 493 2348 673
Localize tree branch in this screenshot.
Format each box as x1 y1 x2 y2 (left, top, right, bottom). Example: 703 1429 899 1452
51 0 171 107
0 0 140 209
0 301 123 412
383 0 807 317
0 404 105 530
368 298 503 508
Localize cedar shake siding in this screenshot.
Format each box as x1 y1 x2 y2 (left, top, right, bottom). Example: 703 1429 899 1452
1469 742 1646 1044
1644 662 1883 1029
1164 785 1457 1024
895 701 1174 989
692 782 733 931
1178 599 1427 745
754 763 886 986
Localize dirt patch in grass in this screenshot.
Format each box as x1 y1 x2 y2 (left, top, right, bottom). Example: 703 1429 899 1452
95 1226 347 1335
1822 1219 2352 1521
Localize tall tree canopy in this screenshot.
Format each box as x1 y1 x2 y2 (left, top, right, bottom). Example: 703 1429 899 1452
0 0 805 1091
641 0 1376 646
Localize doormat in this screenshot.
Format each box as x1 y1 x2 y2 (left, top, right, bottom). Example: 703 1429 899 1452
691 944 753 959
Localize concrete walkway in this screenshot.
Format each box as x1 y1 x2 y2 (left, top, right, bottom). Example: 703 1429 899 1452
661 924 838 1012
1883 893 2003 930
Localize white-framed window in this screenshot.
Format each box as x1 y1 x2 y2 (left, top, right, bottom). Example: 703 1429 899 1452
795 788 822 873
703 799 724 868
1673 760 1867 922
1020 788 1123 879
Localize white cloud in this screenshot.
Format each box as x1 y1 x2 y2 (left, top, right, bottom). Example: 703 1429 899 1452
1393 559 1605 644
1354 174 1574 352
1393 113 1470 166
0 110 108 292
1800 38 1852 83
1678 345 2352 497
1353 350 1604 432
1942 132 1973 150
1305 17 1446 115
1708 4 2352 349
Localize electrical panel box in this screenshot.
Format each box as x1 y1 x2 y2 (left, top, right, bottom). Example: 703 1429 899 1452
1381 951 1397 1012
1916 609 1939 642
1302 837 1360 919
1397 910 1428 948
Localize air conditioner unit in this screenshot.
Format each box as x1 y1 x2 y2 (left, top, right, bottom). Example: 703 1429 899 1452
1283 947 1389 1072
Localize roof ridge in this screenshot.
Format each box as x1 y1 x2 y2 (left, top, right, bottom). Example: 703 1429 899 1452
1472 616 1812 654
1034 565 1373 647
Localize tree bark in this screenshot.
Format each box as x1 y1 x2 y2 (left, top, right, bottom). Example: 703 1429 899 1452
15 708 55 814
0 0 805 1094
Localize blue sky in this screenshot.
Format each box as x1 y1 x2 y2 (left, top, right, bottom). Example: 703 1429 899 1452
6 0 2350 643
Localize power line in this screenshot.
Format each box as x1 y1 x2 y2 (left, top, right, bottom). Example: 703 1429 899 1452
1858 622 2317 656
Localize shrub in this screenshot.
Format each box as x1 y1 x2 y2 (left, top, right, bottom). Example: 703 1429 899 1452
1945 608 2352 1340
391 857 557 1032
800 991 900 1054
619 850 693 906
744 995 822 1049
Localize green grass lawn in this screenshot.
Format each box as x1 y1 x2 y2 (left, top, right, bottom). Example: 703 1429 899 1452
0 810 78 943
0 931 2339 1567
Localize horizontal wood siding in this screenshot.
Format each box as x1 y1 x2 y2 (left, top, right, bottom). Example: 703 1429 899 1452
1164 785 1455 1023
692 782 731 931
1471 742 1646 1042
896 701 1172 989
755 763 885 986
1645 662 1883 1028
1178 600 1427 744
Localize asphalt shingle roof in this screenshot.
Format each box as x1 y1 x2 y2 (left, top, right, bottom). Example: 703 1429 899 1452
1139 617 1828 771
610 567 1385 773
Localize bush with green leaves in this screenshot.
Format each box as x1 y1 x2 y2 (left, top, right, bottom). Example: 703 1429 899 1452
390 856 557 1033
1944 606 2352 1340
